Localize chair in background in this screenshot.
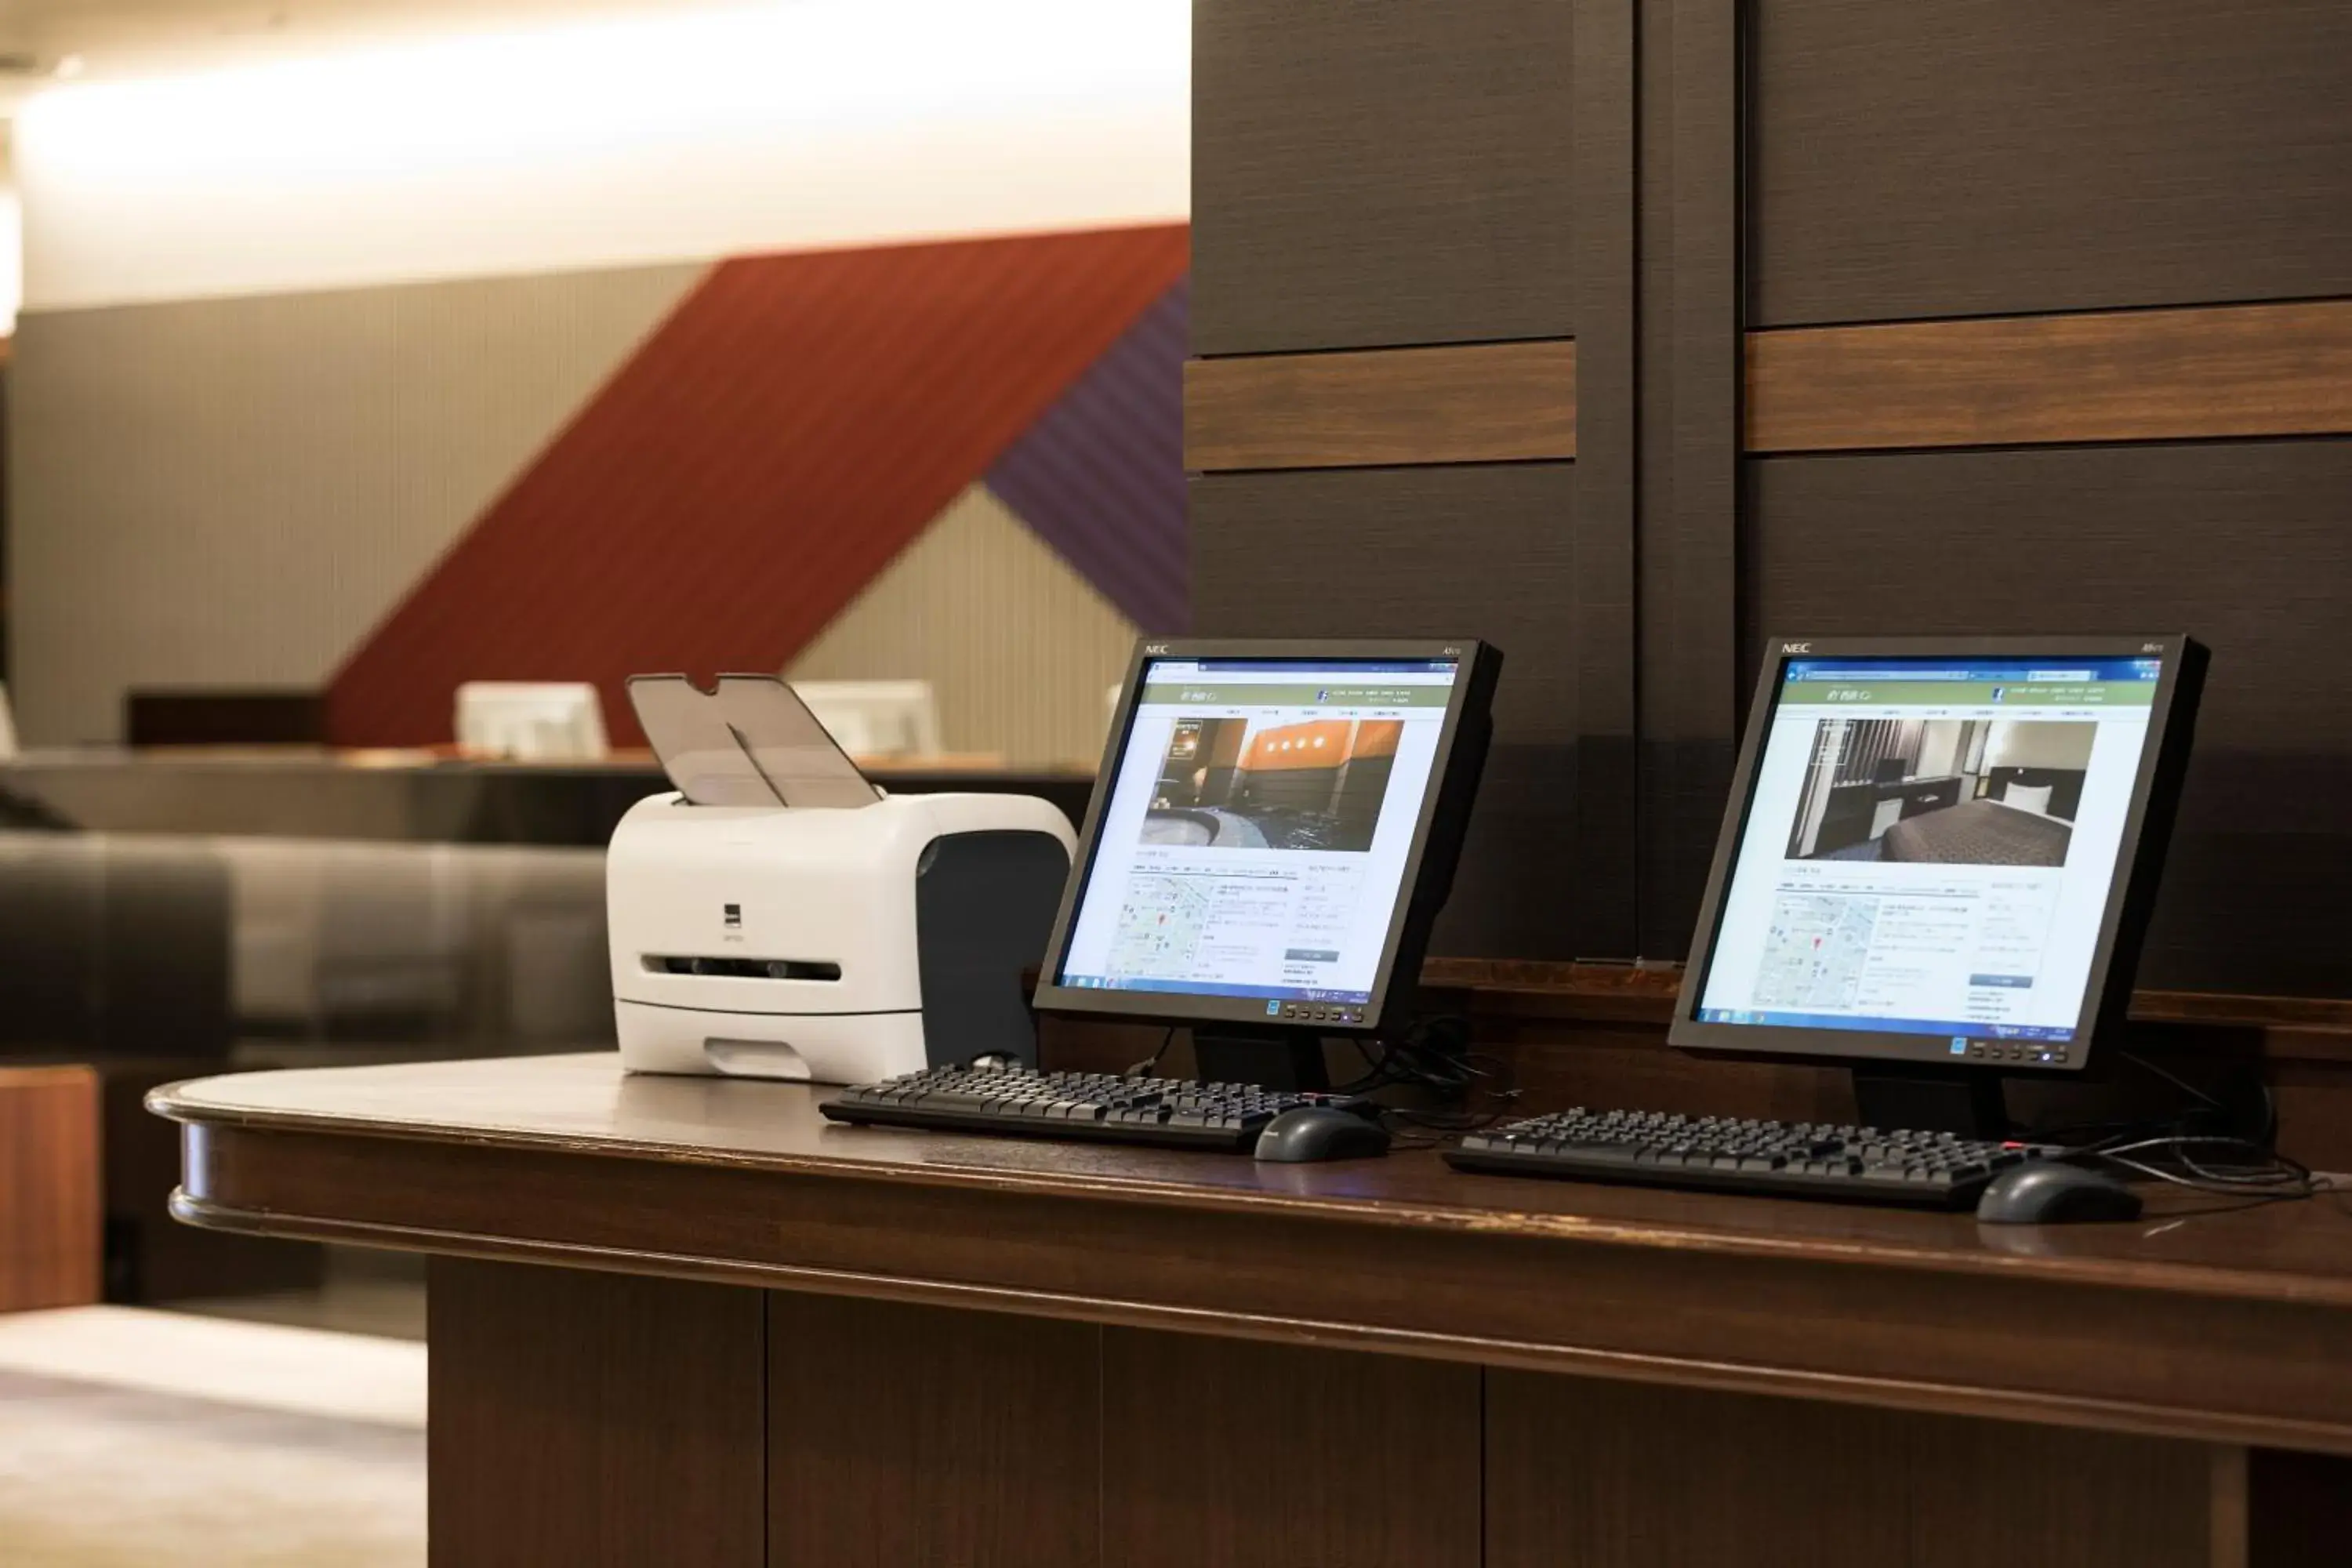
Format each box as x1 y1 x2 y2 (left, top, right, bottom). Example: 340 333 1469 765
454 683 609 762
789 681 942 760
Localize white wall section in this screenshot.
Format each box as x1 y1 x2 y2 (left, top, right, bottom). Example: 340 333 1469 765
15 0 1191 310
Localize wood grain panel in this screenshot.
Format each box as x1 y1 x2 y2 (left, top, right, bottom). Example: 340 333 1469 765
1488 1374 2235 1568
1748 301 2352 453
430 1258 765 1568
1192 0 1574 354
1748 439 2352 996
1183 341 1575 470
1102 1330 1479 1568
0 1065 100 1312
768 1294 1097 1567
1749 0 2352 325
1189 464 1624 958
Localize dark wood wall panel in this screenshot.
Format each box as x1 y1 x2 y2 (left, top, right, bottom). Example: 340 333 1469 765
1185 342 1575 471
1748 301 2352 454
1748 440 2352 993
1488 1373 2230 1568
1192 463 1633 959
430 1258 766 1568
1749 0 2352 327
768 1294 1098 1567
1191 0 1575 354
1102 1329 1480 1568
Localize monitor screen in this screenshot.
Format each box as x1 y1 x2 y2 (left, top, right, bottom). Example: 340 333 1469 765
1053 655 1462 1013
1689 652 2169 1058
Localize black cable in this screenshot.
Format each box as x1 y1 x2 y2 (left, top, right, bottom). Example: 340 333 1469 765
2115 1047 2227 1113
1338 1014 1522 1145
2064 1133 2328 1206
1991 1046 2343 1214
1123 1025 1178 1079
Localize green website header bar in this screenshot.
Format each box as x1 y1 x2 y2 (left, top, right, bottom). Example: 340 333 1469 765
1783 681 2154 709
1140 682 1453 710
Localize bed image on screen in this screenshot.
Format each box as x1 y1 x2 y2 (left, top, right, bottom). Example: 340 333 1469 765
1782 717 2096 868
1138 716 1403 853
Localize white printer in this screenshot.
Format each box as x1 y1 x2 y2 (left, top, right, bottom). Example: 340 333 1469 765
609 675 1075 1083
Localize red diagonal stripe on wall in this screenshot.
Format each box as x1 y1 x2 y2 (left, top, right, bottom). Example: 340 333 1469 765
325 224 1190 746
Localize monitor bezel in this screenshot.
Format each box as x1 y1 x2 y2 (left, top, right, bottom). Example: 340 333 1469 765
1668 633 2204 1073
1031 636 1491 1034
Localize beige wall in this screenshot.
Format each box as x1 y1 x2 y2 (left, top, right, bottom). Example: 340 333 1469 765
788 485 1135 768
7 263 703 742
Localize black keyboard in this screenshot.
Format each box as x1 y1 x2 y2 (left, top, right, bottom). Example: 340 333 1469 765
823 1065 1372 1152
1446 1108 2045 1208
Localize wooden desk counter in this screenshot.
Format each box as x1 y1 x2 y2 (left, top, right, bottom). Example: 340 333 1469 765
156 1054 2352 1567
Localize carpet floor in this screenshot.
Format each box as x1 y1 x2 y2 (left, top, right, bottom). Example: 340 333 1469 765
0 1308 425 1567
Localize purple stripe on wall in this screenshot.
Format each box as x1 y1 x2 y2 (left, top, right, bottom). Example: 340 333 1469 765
987 278 1191 633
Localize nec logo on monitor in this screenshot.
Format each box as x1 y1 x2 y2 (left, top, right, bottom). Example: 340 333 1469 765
1782 641 1813 654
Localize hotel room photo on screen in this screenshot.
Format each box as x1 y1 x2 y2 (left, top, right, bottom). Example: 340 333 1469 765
1138 716 1403 853
1782 717 2096 869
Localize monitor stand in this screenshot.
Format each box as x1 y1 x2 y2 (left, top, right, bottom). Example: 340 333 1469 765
1191 1025 1330 1093
1849 1063 2009 1141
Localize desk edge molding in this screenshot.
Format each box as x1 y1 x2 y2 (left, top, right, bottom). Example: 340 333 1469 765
168 1187 2352 1457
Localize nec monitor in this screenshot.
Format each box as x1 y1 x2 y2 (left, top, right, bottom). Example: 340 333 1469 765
1033 640 1500 1055
1671 636 2205 1075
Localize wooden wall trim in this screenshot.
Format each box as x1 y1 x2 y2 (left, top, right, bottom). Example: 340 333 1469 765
1183 340 1576 471
1748 299 2352 454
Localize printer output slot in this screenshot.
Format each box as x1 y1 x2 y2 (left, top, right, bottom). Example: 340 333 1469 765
644 956 844 981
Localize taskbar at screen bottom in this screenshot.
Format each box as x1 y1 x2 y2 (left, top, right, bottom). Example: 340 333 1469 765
1696 1007 2077 1043
1060 976 1373 1007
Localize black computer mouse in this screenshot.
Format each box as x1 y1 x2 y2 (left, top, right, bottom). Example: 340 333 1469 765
1974 1161 2143 1225
1254 1106 1393 1163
